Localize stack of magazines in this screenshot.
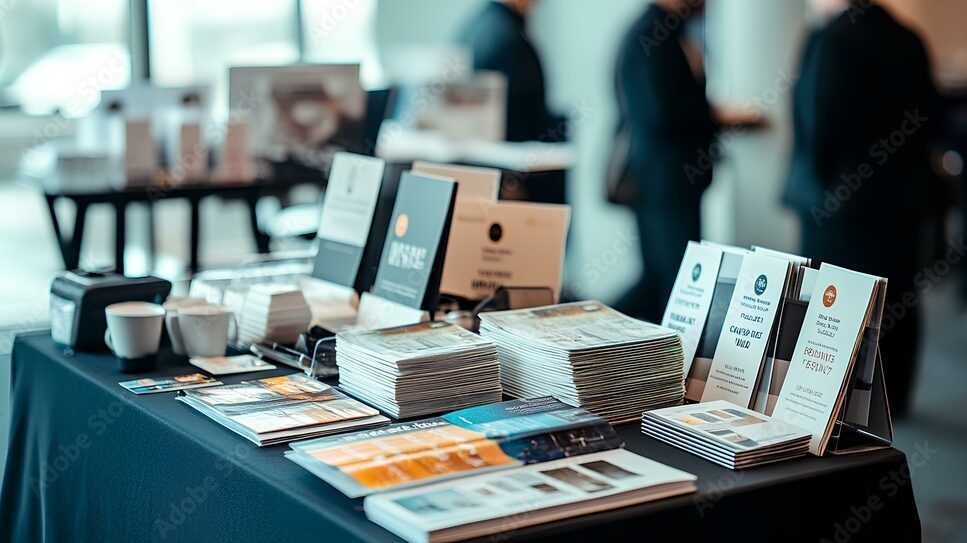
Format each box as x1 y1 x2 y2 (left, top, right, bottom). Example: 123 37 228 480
335 321 502 419
177 373 388 446
237 285 312 345
285 397 623 497
640 400 811 469
479 301 685 423
364 449 696 543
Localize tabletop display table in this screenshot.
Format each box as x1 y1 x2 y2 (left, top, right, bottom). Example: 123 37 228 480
1 331 921 542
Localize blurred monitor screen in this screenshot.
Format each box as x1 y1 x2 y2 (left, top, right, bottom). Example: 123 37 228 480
229 64 366 167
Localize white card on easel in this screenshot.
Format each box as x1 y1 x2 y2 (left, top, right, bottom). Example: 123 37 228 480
772 263 879 455
661 241 723 376
701 253 790 407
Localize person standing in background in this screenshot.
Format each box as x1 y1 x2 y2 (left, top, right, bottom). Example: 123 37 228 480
784 0 943 417
612 0 716 323
460 0 559 144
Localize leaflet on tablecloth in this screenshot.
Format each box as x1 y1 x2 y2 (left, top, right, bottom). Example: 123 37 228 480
771 264 879 455
285 396 621 497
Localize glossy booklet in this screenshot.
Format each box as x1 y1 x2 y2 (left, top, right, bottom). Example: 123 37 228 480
285 396 622 497
365 449 696 543
178 373 388 446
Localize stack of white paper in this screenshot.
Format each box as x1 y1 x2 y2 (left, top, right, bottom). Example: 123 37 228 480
479 301 685 423
641 400 810 469
237 284 312 345
336 321 502 418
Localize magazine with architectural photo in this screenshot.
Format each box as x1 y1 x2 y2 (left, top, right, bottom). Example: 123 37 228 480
364 449 696 543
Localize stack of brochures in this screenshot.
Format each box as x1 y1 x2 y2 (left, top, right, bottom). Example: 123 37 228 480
237 284 312 345
364 449 696 543
335 321 502 419
177 373 388 446
479 301 685 423
640 400 811 469
285 397 623 497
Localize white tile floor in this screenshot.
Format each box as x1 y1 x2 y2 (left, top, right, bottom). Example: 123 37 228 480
0 178 965 540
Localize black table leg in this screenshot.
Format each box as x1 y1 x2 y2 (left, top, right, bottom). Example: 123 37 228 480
44 195 88 270
247 196 270 254
189 196 201 272
146 202 157 272
114 201 126 275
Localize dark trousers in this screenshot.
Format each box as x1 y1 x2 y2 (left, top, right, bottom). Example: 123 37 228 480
800 215 922 417
615 205 701 324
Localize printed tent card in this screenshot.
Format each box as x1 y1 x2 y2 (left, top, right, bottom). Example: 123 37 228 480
312 152 386 290
439 200 570 302
771 264 880 455
661 241 723 376
701 253 791 407
370 171 458 312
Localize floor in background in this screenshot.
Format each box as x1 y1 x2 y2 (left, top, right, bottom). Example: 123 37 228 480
0 179 965 541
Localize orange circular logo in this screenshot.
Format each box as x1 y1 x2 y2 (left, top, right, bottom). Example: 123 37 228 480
822 285 837 308
394 214 409 237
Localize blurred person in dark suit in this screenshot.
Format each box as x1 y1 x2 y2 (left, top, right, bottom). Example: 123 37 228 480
460 0 560 144
784 0 944 417
612 0 716 323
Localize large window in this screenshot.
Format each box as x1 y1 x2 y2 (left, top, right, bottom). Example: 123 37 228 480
0 0 129 116
301 0 379 85
148 0 300 118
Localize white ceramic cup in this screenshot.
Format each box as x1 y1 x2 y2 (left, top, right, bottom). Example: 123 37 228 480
104 302 165 359
174 305 236 358
163 297 211 355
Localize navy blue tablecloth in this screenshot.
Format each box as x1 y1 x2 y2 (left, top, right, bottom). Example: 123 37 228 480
2 331 921 542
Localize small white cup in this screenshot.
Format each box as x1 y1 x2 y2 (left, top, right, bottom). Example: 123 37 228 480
163 297 210 355
105 302 166 359
172 305 237 358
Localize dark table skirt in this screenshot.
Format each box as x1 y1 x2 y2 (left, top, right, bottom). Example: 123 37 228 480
1 331 921 542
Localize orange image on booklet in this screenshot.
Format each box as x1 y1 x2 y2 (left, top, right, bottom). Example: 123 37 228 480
307 425 486 467
340 440 517 490
304 425 517 490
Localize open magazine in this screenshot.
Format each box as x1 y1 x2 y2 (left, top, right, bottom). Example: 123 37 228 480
365 449 696 543
285 397 622 497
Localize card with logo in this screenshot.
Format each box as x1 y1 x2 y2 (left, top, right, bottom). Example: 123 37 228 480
313 152 386 289
371 171 457 310
440 200 570 301
661 242 723 376
771 263 879 455
701 254 791 407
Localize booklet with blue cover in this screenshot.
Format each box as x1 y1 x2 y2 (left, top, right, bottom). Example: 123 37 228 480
285 396 622 497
